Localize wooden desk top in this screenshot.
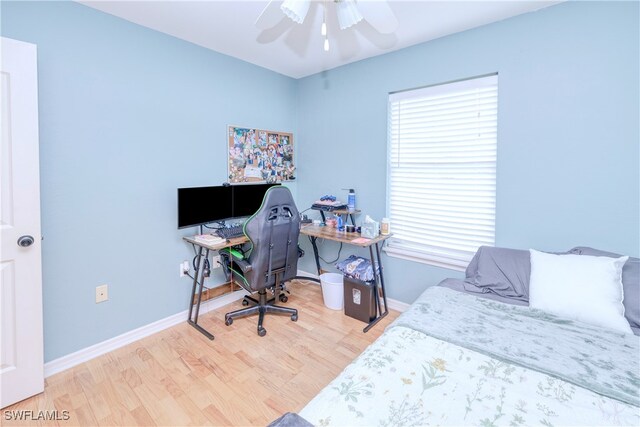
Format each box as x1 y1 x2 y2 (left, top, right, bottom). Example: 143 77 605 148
183 235 249 251
300 225 391 248
331 208 361 215
185 226 390 250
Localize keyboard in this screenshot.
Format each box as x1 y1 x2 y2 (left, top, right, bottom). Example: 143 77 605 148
215 225 244 239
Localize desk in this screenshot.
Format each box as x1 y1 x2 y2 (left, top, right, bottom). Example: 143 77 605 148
300 225 391 332
183 235 248 340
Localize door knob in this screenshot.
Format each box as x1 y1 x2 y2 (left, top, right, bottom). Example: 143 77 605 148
17 235 35 247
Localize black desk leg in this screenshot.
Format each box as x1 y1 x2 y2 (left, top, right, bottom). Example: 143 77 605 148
187 246 215 340
309 236 322 276
363 243 389 333
370 246 381 317
187 245 202 321
375 242 389 314
193 248 209 323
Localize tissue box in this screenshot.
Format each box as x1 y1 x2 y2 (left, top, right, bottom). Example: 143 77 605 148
361 221 380 238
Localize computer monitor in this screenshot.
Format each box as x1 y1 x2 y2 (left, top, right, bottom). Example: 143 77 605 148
232 183 281 218
177 186 232 229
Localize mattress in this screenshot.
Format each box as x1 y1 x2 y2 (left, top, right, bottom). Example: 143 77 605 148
298 286 640 426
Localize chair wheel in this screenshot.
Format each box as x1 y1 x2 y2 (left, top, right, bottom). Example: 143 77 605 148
291 314 298 322
257 327 267 337
279 295 288 303
242 299 249 306
225 317 233 326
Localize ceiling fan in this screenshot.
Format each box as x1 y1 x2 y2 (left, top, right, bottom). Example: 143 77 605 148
256 0 399 51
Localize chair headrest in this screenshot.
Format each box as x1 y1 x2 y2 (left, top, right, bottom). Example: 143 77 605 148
260 186 296 211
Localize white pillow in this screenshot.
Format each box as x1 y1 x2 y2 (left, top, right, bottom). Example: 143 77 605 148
529 249 632 334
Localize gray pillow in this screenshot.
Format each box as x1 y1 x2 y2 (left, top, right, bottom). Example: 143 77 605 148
567 247 640 330
464 246 531 301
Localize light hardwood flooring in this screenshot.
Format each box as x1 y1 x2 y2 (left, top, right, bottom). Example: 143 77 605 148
3 280 398 426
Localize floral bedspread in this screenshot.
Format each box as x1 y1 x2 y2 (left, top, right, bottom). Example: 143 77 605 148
394 287 640 406
299 288 640 426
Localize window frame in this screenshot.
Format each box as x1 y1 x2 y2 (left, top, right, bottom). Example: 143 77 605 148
384 74 498 271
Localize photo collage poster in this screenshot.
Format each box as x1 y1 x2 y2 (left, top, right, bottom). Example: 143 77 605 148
227 126 295 183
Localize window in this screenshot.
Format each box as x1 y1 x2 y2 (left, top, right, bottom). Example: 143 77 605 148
385 74 498 271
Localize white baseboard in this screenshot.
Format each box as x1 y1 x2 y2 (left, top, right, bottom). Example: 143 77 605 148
296 269 320 280
385 298 410 312
296 269 410 313
44 289 248 378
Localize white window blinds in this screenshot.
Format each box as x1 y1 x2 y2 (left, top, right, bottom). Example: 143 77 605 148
385 74 498 271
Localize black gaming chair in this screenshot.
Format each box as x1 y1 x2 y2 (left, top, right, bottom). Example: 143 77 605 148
220 186 301 336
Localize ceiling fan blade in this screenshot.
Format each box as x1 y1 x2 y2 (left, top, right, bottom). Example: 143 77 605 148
358 0 399 34
255 0 284 30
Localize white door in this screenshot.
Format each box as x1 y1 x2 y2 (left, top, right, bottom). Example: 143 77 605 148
0 37 44 408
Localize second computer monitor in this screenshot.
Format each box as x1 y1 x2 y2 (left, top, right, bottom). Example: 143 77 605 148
232 183 280 218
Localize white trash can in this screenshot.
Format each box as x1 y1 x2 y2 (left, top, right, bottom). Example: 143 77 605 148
320 273 344 310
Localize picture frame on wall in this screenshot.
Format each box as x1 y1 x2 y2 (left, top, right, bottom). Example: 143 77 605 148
227 126 295 183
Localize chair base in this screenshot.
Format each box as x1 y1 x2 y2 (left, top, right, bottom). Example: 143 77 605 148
224 289 298 337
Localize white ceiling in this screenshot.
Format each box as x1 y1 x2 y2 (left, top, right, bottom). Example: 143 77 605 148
79 1 562 79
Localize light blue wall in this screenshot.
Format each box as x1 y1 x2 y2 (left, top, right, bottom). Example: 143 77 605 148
295 1 640 302
1 1 297 361
3 0 638 362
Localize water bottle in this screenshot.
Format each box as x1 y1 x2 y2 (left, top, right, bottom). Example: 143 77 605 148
343 188 356 211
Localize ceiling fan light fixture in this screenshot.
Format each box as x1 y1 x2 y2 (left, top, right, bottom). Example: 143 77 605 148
336 0 363 30
281 0 311 24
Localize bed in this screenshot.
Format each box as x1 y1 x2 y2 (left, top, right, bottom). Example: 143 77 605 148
294 246 640 426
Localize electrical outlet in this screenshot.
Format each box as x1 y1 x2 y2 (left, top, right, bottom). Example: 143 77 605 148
212 255 222 269
180 260 190 277
96 284 108 303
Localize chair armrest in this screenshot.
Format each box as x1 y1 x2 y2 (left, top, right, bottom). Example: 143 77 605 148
220 247 253 274
233 258 252 274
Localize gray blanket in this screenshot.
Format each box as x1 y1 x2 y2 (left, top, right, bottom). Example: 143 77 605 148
390 286 640 407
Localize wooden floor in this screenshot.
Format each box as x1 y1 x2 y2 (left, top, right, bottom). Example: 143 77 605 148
4 280 398 426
